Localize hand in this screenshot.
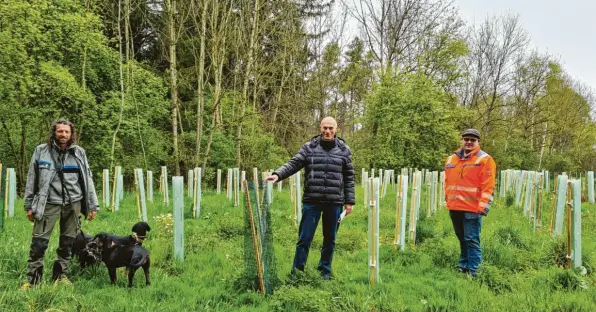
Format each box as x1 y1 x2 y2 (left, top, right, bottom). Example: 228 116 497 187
88 210 97 221
263 174 279 184
26 210 34 222
345 204 353 215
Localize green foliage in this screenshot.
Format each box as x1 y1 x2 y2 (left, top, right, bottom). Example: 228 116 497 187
476 264 513 294
355 73 465 170
549 270 588 291
493 225 529 250
544 154 578 174
487 138 539 170
0 0 171 183
0 186 596 311
506 190 515 207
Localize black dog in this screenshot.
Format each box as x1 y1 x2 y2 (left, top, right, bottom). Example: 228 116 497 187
93 233 151 287
71 230 102 268
92 222 152 287
105 222 151 247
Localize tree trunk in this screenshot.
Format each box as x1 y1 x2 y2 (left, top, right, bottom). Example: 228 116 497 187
236 0 260 167
538 122 548 170
194 0 208 167
202 113 217 170
109 0 125 171
168 0 180 175
19 120 27 194
202 0 231 169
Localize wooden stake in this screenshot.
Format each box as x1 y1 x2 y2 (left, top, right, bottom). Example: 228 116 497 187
426 175 431 217
134 169 142 221
243 180 266 294
537 174 543 231
520 172 528 208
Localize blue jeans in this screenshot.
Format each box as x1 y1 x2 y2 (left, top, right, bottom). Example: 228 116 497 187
292 203 342 275
449 210 482 274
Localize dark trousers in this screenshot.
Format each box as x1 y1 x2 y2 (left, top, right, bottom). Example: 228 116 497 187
292 203 342 275
449 210 482 274
27 201 80 284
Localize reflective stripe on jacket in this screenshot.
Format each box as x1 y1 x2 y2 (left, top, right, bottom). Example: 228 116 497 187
24 143 100 220
444 145 496 215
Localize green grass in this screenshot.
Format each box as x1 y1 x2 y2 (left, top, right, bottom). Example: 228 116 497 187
1 185 595 311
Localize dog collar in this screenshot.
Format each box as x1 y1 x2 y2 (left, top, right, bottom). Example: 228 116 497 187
132 232 145 244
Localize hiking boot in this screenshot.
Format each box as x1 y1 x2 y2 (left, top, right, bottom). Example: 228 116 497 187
53 274 72 286
19 282 33 291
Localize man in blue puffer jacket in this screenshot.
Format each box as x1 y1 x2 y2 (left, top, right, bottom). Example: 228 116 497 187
264 117 355 280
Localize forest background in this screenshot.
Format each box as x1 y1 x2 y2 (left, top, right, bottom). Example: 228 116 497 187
1 0 594 188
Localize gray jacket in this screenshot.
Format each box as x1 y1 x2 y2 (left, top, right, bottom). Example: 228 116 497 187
24 143 99 220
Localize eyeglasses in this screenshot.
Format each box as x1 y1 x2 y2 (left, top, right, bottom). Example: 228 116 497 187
462 138 477 143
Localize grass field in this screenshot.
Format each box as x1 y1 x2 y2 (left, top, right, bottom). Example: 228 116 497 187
0 184 595 311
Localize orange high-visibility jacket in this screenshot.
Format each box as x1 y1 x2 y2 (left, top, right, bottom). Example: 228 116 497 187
444 145 496 215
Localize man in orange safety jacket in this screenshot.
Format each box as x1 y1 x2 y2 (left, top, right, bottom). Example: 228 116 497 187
444 128 496 277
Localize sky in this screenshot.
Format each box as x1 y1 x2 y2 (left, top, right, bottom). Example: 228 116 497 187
455 0 596 91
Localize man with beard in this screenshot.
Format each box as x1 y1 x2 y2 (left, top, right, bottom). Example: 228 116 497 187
21 120 99 289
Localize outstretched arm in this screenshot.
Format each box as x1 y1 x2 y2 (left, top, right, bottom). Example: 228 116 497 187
265 144 308 183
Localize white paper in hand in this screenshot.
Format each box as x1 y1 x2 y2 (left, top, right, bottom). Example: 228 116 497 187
337 210 347 223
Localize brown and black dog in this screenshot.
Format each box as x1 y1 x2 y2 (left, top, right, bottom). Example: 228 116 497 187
92 222 151 287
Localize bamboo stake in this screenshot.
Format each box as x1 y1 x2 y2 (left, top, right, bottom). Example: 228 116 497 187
253 168 260 211
159 170 163 193
520 172 528 208
537 174 543 231
134 169 142 221
427 175 431 217
243 180 266 294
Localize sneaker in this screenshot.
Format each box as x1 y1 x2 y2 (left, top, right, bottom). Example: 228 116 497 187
19 282 32 291
321 273 331 281
455 266 468 274
53 274 72 286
